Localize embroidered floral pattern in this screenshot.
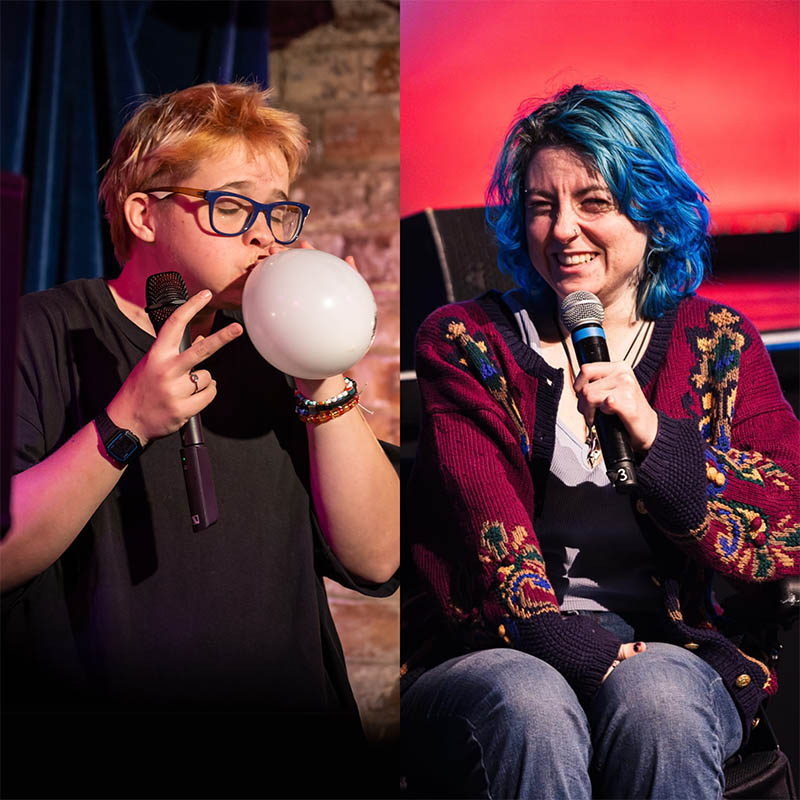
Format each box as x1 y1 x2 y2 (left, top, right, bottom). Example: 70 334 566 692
710 447 794 493
479 520 558 620
681 307 799 579
684 306 750 450
704 497 799 578
442 319 531 457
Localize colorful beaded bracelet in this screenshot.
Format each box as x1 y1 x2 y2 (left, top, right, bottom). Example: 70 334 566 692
294 377 357 411
296 395 360 424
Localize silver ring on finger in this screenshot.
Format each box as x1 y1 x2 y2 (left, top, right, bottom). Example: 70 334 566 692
190 372 200 395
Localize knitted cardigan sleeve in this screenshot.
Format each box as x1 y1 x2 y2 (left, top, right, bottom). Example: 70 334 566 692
636 301 799 582
409 303 621 705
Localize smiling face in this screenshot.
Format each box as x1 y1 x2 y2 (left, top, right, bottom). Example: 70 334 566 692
145 138 291 309
524 146 649 315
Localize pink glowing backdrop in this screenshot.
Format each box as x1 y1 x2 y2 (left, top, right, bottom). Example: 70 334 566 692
400 0 800 235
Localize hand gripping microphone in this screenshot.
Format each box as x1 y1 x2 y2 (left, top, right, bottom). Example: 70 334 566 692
145 272 218 531
559 291 638 494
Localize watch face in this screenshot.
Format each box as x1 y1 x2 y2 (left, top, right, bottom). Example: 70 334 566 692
108 431 141 462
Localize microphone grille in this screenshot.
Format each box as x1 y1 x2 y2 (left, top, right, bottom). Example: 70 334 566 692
145 271 188 334
559 291 604 332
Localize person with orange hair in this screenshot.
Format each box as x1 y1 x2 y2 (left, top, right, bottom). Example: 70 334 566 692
2 82 399 798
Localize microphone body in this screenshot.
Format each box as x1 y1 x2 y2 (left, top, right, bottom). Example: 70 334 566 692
560 292 638 494
175 324 218 531
145 272 218 531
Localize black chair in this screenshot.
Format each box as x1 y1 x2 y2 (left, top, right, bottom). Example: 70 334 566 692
720 576 799 798
400 207 800 798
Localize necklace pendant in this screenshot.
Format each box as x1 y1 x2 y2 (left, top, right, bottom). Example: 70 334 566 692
586 427 601 468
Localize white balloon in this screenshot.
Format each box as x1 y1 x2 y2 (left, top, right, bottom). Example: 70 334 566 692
242 249 378 379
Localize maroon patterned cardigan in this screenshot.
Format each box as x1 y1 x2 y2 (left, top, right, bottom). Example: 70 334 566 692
403 290 799 740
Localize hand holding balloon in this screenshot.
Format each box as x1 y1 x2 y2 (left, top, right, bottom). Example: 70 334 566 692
242 248 377 379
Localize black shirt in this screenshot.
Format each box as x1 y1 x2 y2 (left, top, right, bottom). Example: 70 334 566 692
3 278 398 797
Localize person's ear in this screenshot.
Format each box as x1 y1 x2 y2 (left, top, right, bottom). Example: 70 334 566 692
123 192 157 244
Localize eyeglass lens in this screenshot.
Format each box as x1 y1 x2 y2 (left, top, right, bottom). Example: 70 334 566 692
211 196 304 241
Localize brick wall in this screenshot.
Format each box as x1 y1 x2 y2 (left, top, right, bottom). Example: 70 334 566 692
269 0 400 748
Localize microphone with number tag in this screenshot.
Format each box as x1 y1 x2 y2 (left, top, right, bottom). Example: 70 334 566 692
559 290 638 494
145 271 219 530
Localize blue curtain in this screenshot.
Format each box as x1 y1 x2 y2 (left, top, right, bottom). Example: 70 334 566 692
1 0 270 293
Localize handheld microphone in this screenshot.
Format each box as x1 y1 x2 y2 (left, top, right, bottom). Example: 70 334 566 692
145 272 219 530
559 291 638 494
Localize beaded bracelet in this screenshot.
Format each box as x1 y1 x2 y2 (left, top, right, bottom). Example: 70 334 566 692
297 395 360 424
294 376 357 412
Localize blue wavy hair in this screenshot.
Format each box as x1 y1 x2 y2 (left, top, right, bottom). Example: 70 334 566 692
486 85 711 318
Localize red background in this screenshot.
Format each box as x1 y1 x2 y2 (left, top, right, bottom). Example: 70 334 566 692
400 0 799 235
400 0 799 331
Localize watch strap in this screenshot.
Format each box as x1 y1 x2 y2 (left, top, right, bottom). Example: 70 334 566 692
95 408 143 464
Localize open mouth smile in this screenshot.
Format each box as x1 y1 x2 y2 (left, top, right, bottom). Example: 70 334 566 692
554 252 598 266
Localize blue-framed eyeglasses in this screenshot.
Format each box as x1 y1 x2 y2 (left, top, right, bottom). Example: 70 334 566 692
146 186 311 244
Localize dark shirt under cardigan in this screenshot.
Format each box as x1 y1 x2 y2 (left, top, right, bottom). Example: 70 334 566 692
403 289 799 744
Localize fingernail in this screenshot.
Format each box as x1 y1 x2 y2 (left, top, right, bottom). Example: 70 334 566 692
201 290 212 299
634 642 644 653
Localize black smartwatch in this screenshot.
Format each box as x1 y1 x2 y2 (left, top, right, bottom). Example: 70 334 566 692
95 408 143 465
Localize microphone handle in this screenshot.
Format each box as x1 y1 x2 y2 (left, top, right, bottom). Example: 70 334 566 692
572 331 638 494
177 327 205 446
180 443 218 531
178 328 218 530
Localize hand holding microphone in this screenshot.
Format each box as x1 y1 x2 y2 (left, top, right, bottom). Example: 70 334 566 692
108 290 240 442
145 272 244 531
559 291 658 493
106 277 242 529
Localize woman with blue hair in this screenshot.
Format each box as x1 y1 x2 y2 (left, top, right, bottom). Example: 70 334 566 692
402 85 799 798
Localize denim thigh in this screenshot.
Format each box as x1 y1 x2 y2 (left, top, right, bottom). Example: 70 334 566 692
402 610 744 799
402 648 593 800
588 641 743 799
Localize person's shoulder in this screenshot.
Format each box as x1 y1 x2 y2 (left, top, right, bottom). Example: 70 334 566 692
18 279 127 367
677 293 762 339
416 290 507 342
20 278 107 322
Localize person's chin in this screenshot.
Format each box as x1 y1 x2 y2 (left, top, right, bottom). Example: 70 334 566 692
214 276 247 308
218 295 244 310
553 277 602 300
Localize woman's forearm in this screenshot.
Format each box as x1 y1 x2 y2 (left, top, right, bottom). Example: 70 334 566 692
1 422 125 592
298 376 399 584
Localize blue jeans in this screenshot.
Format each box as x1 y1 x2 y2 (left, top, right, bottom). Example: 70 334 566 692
402 612 743 799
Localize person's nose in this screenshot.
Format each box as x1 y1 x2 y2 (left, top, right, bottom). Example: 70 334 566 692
242 209 275 249
552 202 581 243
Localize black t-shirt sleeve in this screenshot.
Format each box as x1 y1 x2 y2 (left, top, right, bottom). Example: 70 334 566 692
13 293 63 475
12 281 136 478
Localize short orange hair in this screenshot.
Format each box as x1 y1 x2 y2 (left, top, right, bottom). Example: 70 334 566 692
98 82 309 264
